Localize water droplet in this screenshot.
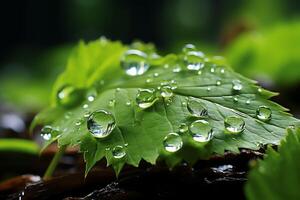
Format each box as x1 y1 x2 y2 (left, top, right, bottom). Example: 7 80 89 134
256 106 272 121
88 95 95 102
116 88 121 92
232 80 243 91
182 44 196 53
84 111 91 118
126 101 131 106
220 68 225 74
198 70 202 75
153 72 159 77
224 116 245 134
233 97 238 102
160 85 173 99
173 66 181 73
207 87 211 92
57 85 82 108
109 100 115 107
121 49 149 76
87 110 116 138
75 120 82 126
146 78 152 83
41 125 58 141
64 112 72 119
179 123 188 133
163 133 183 152
187 98 208 117
246 99 251 105
189 120 213 143
258 88 262 93
210 67 215 73
124 143 129 147
184 51 205 70
112 145 126 159
83 104 89 109
216 80 221 86
136 89 157 109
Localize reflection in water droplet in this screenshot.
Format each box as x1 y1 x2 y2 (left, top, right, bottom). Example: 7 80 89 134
136 89 157 109
179 123 188 133
210 67 215 73
112 145 126 159
41 125 55 141
189 120 213 143
184 51 205 70
121 49 149 76
224 116 245 134
84 112 91 118
57 85 82 108
87 110 116 138
256 106 272 121
187 98 208 117
232 80 243 92
88 95 95 102
163 133 183 152
216 80 221 86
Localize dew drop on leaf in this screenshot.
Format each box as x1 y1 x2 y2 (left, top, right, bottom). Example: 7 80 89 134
108 100 115 107
121 49 149 76
82 104 89 109
224 116 245 134
160 85 174 99
232 80 243 91
256 106 272 121
163 133 183 153
173 66 182 73
57 85 82 108
216 80 222 86
189 120 213 143
187 97 208 117
182 44 196 53
112 145 126 159
87 110 116 138
179 123 188 133
184 51 205 70
136 89 157 109
41 125 54 141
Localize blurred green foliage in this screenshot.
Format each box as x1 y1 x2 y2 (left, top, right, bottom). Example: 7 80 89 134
226 22 300 86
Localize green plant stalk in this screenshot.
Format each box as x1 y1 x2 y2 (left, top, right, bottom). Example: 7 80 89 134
43 145 67 180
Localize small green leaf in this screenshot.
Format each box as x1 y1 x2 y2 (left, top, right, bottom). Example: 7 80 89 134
33 38 299 175
246 127 300 200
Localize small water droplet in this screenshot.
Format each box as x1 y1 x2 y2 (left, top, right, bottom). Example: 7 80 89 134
146 78 153 83
83 104 89 109
220 68 225 74
41 125 53 141
75 120 83 126
224 116 245 134
258 88 262 93
210 67 215 73
189 120 213 143
216 80 221 86
153 72 159 77
57 85 82 108
187 98 208 117
105 147 110 151
198 70 202 75
246 99 251 105
182 101 187 106
109 100 115 107
112 145 126 159
184 51 205 70
116 88 121 92
84 111 91 118
121 49 149 76
233 97 238 102
126 101 131 106
136 89 157 109
256 106 272 121
182 44 196 53
173 66 181 73
179 123 188 133
207 87 211 92
232 80 243 92
163 133 183 152
88 95 95 102
64 112 72 119
87 110 116 138
160 85 173 99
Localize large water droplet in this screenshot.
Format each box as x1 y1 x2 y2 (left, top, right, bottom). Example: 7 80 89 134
256 106 272 121
189 120 213 143
57 85 82 108
121 49 149 76
87 110 116 138
224 116 245 134
184 51 205 70
160 85 173 99
41 125 53 141
182 44 196 53
163 133 183 152
187 98 208 117
136 89 157 109
232 80 243 92
112 145 126 159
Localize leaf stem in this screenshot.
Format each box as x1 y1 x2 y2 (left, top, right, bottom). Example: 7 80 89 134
43 145 67 180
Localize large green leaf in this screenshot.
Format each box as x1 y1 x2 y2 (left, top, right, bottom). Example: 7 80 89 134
246 127 300 200
33 38 299 175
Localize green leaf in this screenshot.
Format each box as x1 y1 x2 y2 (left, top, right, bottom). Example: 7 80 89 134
246 127 300 200
0 139 40 155
226 22 300 86
33 38 299 175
